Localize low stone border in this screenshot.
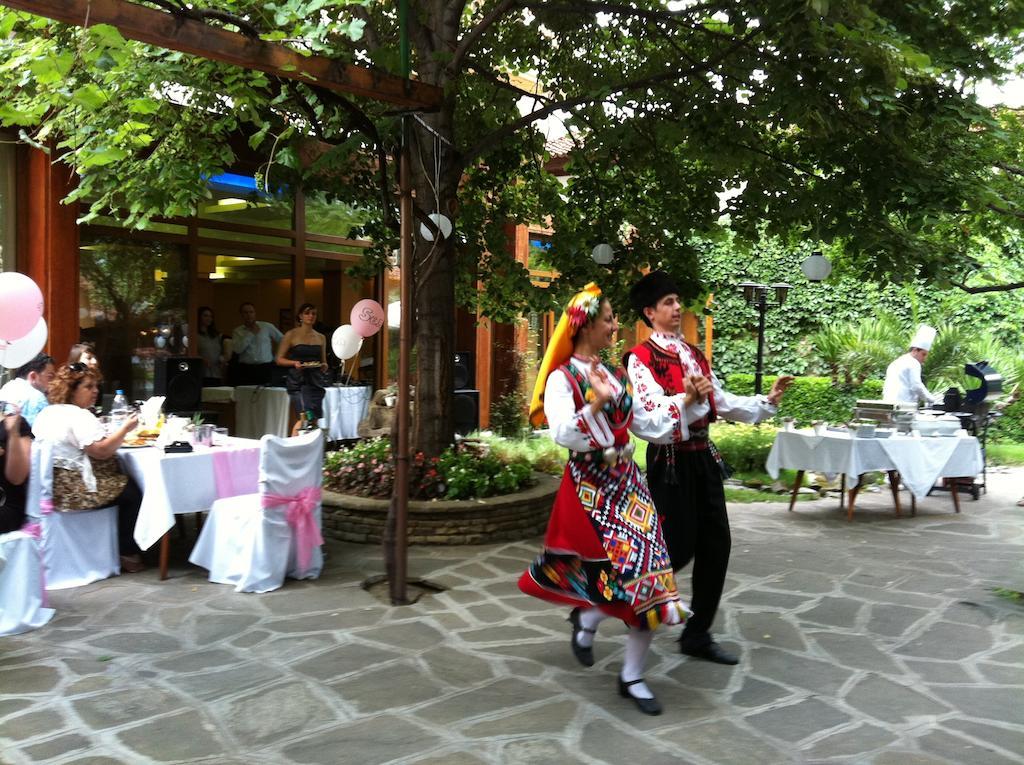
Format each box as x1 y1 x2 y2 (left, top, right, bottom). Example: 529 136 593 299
322 472 559 545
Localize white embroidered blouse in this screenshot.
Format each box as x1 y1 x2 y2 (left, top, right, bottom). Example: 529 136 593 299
627 332 777 445
543 357 623 452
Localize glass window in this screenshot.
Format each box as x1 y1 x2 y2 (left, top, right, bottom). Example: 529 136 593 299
528 233 555 270
78 237 189 401
197 173 294 231
195 249 293 339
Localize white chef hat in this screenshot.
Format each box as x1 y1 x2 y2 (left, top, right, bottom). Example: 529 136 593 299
910 324 936 351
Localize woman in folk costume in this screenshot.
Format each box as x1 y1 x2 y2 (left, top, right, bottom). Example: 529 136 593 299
517 283 689 716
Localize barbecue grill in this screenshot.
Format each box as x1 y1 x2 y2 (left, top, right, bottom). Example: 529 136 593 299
927 360 1005 498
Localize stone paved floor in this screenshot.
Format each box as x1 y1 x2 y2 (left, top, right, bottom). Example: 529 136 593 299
2 470 1023 765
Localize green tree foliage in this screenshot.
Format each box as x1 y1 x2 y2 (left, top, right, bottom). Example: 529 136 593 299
2 1 1023 455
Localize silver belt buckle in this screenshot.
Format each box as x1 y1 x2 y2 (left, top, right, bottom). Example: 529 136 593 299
603 441 635 466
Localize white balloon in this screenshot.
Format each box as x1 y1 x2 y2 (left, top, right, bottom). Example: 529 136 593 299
331 324 363 360
0 317 48 370
419 213 453 242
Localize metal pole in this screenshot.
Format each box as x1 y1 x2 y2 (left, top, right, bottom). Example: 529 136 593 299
390 0 412 606
754 290 767 395
391 123 412 605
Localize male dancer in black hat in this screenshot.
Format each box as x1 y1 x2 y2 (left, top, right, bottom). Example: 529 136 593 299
624 271 793 664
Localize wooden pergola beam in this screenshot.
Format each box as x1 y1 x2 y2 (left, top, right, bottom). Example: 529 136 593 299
0 0 442 110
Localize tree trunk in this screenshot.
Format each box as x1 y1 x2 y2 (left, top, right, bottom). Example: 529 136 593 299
408 115 459 458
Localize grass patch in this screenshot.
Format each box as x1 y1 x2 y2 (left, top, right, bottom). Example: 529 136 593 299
725 487 816 504
987 442 1024 466
992 587 1024 604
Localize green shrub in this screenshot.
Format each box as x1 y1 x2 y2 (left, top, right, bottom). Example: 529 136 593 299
324 436 548 500
489 389 529 438
725 374 883 425
990 398 1024 444
710 422 777 473
486 436 565 475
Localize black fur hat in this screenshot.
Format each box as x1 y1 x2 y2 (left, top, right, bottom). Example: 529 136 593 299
630 271 680 327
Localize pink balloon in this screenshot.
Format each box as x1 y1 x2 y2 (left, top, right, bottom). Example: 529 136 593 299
350 299 386 338
0 272 44 342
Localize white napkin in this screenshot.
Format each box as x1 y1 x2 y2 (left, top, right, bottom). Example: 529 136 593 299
140 396 166 428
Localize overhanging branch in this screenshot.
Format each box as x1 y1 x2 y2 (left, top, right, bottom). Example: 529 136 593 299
952 280 1024 294
465 26 762 160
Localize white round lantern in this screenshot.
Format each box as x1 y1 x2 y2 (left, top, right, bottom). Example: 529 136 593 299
419 213 452 242
591 243 614 265
801 251 832 282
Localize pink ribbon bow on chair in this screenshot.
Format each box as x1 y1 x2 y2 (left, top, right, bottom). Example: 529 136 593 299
20 521 49 606
261 487 324 572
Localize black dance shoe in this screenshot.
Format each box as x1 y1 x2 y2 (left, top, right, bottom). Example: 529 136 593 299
567 608 595 667
680 639 739 665
618 676 662 716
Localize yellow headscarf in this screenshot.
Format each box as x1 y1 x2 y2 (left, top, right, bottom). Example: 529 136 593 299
528 282 603 427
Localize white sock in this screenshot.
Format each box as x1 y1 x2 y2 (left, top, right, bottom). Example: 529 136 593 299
621 628 655 699
575 608 608 648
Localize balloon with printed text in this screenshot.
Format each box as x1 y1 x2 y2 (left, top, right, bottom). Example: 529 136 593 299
350 299 386 338
0 272 44 342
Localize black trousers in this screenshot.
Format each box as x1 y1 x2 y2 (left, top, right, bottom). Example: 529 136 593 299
114 476 143 556
647 446 731 644
235 362 273 387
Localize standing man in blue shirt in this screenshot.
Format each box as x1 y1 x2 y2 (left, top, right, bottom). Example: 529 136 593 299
231 302 284 386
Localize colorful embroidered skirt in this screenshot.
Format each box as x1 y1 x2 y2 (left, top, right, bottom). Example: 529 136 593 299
518 457 687 629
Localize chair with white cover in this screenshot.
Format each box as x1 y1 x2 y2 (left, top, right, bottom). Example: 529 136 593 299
28 440 120 590
189 429 324 593
0 521 55 635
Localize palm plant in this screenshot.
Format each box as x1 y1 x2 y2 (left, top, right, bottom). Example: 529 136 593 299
810 313 903 385
920 323 972 391
809 324 852 382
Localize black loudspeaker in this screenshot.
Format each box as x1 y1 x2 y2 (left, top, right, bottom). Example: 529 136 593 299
154 356 203 412
453 389 480 436
453 352 475 390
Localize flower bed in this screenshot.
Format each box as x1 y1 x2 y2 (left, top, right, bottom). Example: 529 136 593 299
323 436 562 500
322 473 559 545
321 435 564 544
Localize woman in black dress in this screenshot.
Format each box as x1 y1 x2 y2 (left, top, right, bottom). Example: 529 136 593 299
275 303 328 435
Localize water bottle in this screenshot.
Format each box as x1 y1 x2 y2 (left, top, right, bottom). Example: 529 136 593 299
111 390 129 429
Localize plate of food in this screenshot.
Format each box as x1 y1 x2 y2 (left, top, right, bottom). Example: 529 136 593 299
121 439 155 448
297 361 324 368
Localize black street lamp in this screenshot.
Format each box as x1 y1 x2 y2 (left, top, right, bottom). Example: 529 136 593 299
738 281 791 394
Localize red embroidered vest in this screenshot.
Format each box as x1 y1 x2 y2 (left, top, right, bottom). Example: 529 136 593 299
626 339 717 438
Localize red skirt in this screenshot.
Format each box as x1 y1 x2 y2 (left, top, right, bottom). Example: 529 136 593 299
518 460 683 629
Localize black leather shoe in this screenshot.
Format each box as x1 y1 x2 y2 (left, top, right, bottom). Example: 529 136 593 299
567 608 595 667
618 676 662 715
680 640 739 665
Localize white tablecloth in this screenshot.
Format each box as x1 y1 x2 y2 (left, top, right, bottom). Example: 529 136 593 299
765 430 983 499
120 437 261 551
234 386 290 439
322 385 372 440
200 386 236 404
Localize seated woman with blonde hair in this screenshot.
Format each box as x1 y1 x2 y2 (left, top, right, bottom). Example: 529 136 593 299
33 363 146 573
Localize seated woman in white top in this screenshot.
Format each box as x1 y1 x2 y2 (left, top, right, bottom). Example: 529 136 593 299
33 363 146 573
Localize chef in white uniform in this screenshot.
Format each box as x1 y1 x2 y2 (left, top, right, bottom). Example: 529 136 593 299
882 324 941 406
